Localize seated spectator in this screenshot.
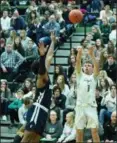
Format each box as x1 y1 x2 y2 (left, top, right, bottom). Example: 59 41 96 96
67 55 76 80
0 10 11 37
103 55 117 83
85 32 93 44
21 78 33 94
57 112 76 143
20 30 32 51
106 40 116 57
11 10 26 31
55 75 70 97
27 11 39 42
0 43 24 81
91 25 102 41
53 65 68 85
109 23 117 46
98 70 113 86
24 39 39 61
8 89 24 128
63 73 77 125
98 78 110 97
104 111 117 142
41 14 60 43
22 86 36 100
0 79 12 121
95 87 102 115
99 5 113 22
0 38 5 55
18 97 32 126
42 110 63 141
13 36 25 57
100 18 111 44
6 30 17 45
1 0 11 12
52 86 66 110
99 85 116 126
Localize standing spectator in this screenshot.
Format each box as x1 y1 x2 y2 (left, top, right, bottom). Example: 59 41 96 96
0 43 24 81
104 111 117 142
0 79 12 121
0 10 11 37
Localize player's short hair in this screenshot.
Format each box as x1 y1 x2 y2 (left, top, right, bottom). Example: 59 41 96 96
84 60 93 67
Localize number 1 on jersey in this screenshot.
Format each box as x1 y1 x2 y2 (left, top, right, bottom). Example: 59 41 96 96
87 85 90 92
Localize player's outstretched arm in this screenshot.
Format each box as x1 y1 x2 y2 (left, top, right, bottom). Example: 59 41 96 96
88 46 99 77
45 32 56 70
76 47 82 74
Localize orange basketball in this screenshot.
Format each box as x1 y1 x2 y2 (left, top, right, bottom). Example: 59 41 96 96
69 9 83 24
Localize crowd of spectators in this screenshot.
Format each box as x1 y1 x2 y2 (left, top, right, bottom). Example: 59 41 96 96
0 0 117 143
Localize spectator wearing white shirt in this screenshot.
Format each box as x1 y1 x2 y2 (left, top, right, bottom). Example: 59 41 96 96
18 97 32 125
109 23 117 46
57 112 76 143
99 84 116 126
1 10 11 36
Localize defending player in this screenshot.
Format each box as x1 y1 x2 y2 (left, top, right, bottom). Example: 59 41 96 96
75 45 100 143
21 32 55 143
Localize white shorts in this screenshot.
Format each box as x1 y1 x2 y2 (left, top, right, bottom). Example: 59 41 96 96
75 105 99 129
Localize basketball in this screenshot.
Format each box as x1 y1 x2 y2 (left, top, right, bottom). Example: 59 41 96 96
69 9 83 24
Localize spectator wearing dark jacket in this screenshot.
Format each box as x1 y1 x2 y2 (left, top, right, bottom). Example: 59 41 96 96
104 111 117 142
52 86 66 110
11 10 26 31
103 55 117 83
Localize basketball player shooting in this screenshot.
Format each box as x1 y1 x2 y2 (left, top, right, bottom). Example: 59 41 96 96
21 32 56 143
75 45 100 143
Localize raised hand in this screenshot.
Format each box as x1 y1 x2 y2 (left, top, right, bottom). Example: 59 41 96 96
77 47 82 55
50 31 56 42
88 45 94 57
38 42 47 56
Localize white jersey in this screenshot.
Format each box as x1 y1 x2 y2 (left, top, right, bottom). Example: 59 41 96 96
76 72 97 107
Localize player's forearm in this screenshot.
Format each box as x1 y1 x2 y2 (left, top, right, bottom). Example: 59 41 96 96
91 54 99 76
76 53 82 73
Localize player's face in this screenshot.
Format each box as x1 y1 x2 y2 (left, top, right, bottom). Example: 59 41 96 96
83 63 93 75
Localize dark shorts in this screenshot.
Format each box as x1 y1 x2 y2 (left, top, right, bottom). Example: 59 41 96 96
25 82 52 135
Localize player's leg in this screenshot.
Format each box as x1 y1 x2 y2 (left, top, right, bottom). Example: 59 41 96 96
86 106 100 143
75 107 86 143
21 130 41 143
76 129 84 143
91 128 100 143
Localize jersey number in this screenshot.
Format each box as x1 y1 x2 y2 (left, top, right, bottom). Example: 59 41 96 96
87 85 90 92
